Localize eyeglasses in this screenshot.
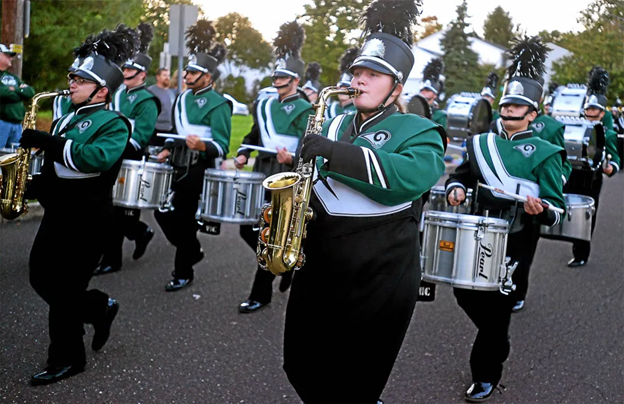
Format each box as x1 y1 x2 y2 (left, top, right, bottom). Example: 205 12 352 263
67 77 92 86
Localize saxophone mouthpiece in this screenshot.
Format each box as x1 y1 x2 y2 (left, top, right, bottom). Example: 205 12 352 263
348 88 361 97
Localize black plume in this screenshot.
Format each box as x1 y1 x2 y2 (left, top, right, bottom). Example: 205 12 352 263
339 47 359 74
360 0 422 46
305 62 322 81
137 23 154 53
209 43 228 65
423 58 444 81
485 71 498 89
73 33 99 59
506 35 550 80
547 81 559 95
95 24 139 65
186 20 216 54
587 66 609 95
273 21 305 59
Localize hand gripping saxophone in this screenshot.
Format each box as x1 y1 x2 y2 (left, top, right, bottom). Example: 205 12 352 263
256 86 360 275
0 90 70 219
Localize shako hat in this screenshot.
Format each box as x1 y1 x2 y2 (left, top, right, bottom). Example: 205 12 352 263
124 23 154 72
336 47 359 87
585 66 609 111
272 21 306 79
481 71 499 99
421 58 444 94
302 62 322 94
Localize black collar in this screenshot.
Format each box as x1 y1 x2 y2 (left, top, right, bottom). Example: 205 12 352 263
194 84 213 96
126 83 146 94
500 128 533 141
75 102 107 116
353 104 398 136
279 93 300 103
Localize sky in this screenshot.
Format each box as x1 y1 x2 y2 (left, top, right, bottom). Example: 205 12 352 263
196 0 588 42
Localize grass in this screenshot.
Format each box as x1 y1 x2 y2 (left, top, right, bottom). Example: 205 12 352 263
227 114 256 159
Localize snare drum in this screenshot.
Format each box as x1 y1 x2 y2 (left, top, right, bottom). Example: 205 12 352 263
113 159 174 210
421 211 509 291
540 194 595 242
446 93 492 141
198 169 265 224
427 186 473 214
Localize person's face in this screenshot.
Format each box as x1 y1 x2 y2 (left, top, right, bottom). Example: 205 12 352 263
0 53 12 70
68 75 106 104
123 68 145 88
584 107 605 122
157 70 171 87
500 103 536 131
273 76 298 98
351 67 397 111
184 70 211 90
544 104 551 114
419 89 437 105
304 87 318 103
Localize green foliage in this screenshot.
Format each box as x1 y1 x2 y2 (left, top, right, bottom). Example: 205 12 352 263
552 0 624 102
220 74 248 104
538 30 563 45
414 16 443 42
214 13 272 71
483 6 515 49
227 114 255 158
300 0 366 88
440 0 482 103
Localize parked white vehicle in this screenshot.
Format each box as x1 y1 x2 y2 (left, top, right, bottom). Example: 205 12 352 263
223 93 250 116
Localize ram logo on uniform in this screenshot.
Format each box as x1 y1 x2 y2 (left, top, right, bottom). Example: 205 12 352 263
128 94 138 104
78 120 92 133
531 122 545 133
361 130 391 149
196 98 207 108
282 104 295 115
514 143 536 158
1 75 17 86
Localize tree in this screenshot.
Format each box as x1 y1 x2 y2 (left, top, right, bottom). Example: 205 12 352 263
552 0 624 102
414 16 443 42
483 6 515 48
538 30 562 45
440 0 482 101
214 13 272 76
299 0 367 87
220 74 248 104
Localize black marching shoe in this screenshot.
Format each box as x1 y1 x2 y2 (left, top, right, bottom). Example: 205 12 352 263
165 277 193 292
238 300 269 313
31 364 85 386
133 228 154 260
93 264 121 276
92 298 119 351
465 382 501 403
278 271 293 293
567 258 587 268
512 300 525 313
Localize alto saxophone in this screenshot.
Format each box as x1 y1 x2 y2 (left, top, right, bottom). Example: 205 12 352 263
257 86 360 275
0 90 71 219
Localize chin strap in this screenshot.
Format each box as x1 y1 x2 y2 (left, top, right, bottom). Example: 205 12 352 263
584 113 601 120
357 79 399 114
500 108 534 121
185 72 205 87
273 76 295 90
124 70 141 81
74 86 102 109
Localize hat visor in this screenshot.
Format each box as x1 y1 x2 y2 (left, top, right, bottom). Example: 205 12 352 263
584 102 605 111
499 95 535 108
2 51 17 57
349 59 394 78
68 70 99 85
421 84 439 95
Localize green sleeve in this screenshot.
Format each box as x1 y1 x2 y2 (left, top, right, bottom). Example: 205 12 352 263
17 82 35 100
70 118 129 172
320 129 446 206
534 152 567 225
602 111 614 131
0 83 21 102
202 101 231 157
551 124 573 184
131 99 158 148
433 110 447 127
605 129 621 172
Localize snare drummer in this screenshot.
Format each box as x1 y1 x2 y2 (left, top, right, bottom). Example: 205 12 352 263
96 23 161 276
155 22 231 291
234 21 313 313
446 36 566 402
420 58 446 127
565 66 620 268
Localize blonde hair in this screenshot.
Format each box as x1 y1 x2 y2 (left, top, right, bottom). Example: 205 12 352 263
393 95 407 113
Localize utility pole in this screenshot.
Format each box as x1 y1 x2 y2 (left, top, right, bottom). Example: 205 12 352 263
1 0 25 76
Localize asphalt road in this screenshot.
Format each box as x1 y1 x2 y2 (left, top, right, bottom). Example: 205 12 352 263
1 176 622 404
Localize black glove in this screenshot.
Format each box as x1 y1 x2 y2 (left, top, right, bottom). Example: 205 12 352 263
20 128 67 163
301 134 334 162
20 129 52 149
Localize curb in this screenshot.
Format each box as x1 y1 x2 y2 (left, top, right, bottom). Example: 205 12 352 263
0 201 44 224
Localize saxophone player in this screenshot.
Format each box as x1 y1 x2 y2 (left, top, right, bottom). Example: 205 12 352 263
283 1 446 402
235 21 313 313
19 26 136 385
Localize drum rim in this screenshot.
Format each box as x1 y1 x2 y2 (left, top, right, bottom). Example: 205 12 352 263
120 160 174 172
424 210 509 226
563 193 595 207
204 168 266 180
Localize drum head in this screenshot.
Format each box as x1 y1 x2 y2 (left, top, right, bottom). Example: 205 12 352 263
407 95 432 119
469 99 493 135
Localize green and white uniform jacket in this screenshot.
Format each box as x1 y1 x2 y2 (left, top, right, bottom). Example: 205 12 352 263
52 95 73 121
604 127 621 174
165 85 232 167
311 105 446 237
530 113 573 184
432 108 447 127
36 103 130 207
602 110 614 131
111 83 160 151
446 130 566 230
325 100 357 120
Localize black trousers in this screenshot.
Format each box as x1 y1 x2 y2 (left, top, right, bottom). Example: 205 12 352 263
29 206 111 367
453 227 532 384
509 220 540 302
564 172 603 261
154 168 204 279
100 207 149 267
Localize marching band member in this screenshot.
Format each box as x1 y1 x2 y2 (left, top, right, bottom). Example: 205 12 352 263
565 67 620 267
445 36 566 402
20 25 136 385
325 47 359 120
481 71 499 122
419 57 446 127
155 20 231 291
284 1 446 402
235 21 313 313
96 23 160 276
302 61 322 103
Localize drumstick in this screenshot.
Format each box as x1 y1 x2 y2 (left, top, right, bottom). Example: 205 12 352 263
157 133 213 142
239 144 295 157
477 183 565 214
446 143 467 152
